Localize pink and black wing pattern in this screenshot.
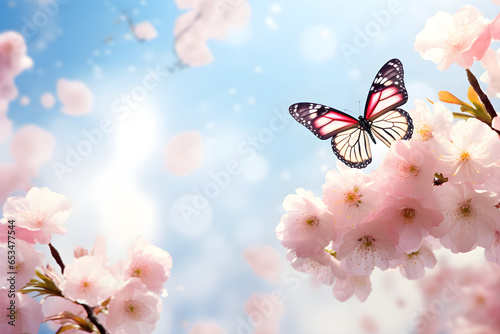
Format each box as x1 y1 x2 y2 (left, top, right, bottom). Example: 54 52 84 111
289 103 373 169
364 59 408 121
289 103 359 139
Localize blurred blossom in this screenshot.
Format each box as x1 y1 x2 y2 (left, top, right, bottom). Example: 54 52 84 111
10 125 55 171
0 126 55 203
414 5 491 70
174 0 251 66
40 92 55 109
19 95 29 106
243 245 282 283
188 321 225 334
134 21 158 41
0 31 33 102
165 130 204 176
244 293 284 334
56 78 94 115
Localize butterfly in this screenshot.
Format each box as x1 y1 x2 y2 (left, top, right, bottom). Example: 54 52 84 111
289 58 413 169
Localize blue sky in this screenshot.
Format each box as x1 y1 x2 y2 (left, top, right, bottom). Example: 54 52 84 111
1 0 499 333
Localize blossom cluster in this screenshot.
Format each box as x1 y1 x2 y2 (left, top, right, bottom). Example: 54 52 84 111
277 4 500 303
0 187 172 334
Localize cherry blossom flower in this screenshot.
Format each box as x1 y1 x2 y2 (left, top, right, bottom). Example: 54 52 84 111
106 278 162 334
0 31 33 102
378 140 437 200
133 21 158 41
112 237 172 295
188 321 225 334
414 5 491 70
408 100 453 145
174 0 251 66
2 187 70 244
287 249 345 285
60 255 118 306
244 293 284 334
434 118 500 185
276 188 334 258
243 245 282 283
395 243 437 280
0 290 44 334
371 196 443 253
336 220 400 275
332 275 372 302
432 182 498 253
322 162 380 233
480 48 500 98
56 78 94 115
0 239 43 290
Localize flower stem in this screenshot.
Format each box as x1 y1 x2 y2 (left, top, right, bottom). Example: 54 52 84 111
465 69 497 120
81 303 109 334
48 243 65 274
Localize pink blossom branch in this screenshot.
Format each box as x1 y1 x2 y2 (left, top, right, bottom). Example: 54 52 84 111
466 69 497 120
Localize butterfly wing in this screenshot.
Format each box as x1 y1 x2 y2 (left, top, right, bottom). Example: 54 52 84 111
289 103 359 139
331 125 372 169
290 102 373 168
364 59 408 121
370 108 413 147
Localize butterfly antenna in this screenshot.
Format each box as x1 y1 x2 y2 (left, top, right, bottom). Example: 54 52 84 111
358 101 361 116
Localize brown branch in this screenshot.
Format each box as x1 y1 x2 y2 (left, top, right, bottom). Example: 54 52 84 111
466 69 497 120
81 304 109 334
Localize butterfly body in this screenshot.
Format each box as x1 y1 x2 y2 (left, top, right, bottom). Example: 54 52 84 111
357 116 377 144
289 59 413 169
